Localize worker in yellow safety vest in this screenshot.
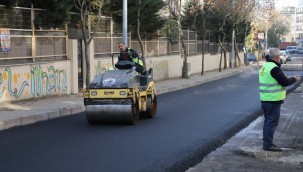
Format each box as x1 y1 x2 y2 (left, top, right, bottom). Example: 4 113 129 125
259 48 301 152
118 42 144 73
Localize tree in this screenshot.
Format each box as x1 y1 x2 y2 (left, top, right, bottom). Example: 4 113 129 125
210 0 233 71
74 0 108 87
181 1 198 30
250 5 286 59
198 1 213 75
163 19 179 44
181 0 215 75
168 0 189 78
229 0 256 67
267 13 290 48
1 0 72 29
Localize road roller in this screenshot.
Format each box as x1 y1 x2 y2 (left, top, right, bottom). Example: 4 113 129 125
83 55 157 125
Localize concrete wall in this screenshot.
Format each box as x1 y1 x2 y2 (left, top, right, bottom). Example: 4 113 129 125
0 61 72 103
90 49 244 82
0 39 244 104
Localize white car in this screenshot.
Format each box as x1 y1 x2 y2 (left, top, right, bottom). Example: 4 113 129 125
285 50 291 61
279 51 287 64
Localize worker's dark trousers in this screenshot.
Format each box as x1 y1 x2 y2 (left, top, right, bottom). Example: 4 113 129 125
135 64 144 73
261 102 281 149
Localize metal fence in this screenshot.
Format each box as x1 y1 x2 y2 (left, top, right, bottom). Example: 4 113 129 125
0 6 67 65
93 29 219 58
0 6 244 65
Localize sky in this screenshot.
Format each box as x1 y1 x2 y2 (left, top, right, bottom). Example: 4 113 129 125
276 0 298 9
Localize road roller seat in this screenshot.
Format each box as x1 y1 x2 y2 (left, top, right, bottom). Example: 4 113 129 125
115 61 135 69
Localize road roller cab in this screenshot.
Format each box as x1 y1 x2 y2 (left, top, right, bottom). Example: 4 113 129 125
83 56 157 125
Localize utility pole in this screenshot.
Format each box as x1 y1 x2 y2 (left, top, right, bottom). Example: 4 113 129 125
123 0 127 46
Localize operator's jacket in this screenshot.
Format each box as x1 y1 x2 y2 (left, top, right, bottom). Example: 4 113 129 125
118 47 143 66
259 59 296 104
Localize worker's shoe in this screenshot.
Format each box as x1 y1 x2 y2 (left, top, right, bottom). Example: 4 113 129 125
263 144 283 152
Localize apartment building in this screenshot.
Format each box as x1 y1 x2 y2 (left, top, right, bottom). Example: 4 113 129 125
280 6 296 42
296 0 303 45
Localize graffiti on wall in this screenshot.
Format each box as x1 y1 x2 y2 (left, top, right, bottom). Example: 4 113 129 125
0 73 4 97
30 65 67 97
0 68 29 98
0 65 67 99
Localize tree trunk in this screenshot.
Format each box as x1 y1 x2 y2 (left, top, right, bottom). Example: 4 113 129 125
190 10 198 30
222 40 227 69
220 26 227 69
234 31 241 67
201 15 207 76
235 43 240 67
84 42 90 88
137 8 146 69
219 44 223 72
218 35 223 72
178 18 188 78
223 46 227 69
180 33 188 78
244 21 248 65
201 32 205 75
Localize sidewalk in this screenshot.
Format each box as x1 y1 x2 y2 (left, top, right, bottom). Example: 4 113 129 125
186 78 303 171
0 65 252 131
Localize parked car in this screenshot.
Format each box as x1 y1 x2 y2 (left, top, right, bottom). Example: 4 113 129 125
286 46 297 54
247 53 257 62
296 47 303 54
279 51 287 64
285 50 291 61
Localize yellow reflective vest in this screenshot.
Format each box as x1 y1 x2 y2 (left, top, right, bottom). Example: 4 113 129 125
127 48 143 66
259 62 286 101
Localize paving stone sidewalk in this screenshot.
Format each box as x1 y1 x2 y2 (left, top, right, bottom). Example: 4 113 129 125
186 82 303 172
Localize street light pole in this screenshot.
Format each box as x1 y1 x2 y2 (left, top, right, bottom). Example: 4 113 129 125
123 0 128 46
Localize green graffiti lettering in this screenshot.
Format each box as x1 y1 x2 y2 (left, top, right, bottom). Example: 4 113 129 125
0 73 4 97
31 65 68 97
5 67 29 98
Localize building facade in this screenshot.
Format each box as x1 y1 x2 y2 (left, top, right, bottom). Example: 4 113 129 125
280 6 296 42
296 0 303 45
258 0 276 8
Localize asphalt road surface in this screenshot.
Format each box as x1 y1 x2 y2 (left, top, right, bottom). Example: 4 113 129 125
0 67 275 172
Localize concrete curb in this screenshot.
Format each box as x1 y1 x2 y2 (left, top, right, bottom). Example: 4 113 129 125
0 105 86 131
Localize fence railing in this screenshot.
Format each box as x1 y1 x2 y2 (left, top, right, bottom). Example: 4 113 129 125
0 6 67 65
93 29 222 59
0 5 244 65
